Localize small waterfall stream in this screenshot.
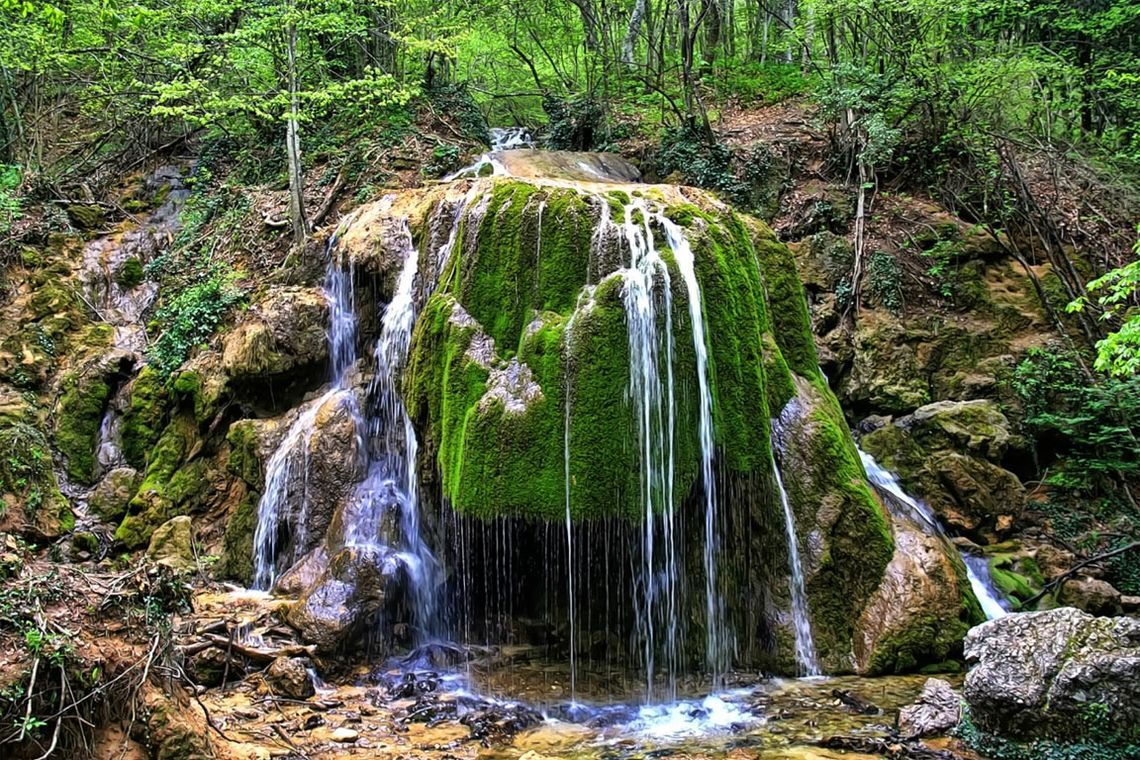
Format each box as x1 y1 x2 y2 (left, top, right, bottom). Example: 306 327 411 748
858 447 1010 619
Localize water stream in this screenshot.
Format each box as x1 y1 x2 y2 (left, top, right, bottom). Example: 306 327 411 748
858 447 1010 618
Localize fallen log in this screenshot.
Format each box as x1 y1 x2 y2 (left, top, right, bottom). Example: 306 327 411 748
203 633 315 663
832 688 881 715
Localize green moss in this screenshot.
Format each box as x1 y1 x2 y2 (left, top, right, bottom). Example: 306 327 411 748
55 369 113 484
226 420 263 489
753 235 821 378
115 413 198 549
121 365 168 469
216 489 258 584
989 554 1039 606
0 420 71 537
116 258 145 289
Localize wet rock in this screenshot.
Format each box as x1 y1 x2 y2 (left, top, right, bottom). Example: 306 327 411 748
89 466 141 522
146 515 195 571
963 607 1140 740
1057 575 1123 616
186 646 240 687
898 678 960 739
495 150 641 183
265 656 315 700
860 400 1026 541
66 203 106 229
285 545 403 653
854 514 979 675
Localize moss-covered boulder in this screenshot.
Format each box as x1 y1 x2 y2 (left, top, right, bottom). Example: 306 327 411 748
146 515 196 571
53 346 129 484
0 405 73 539
221 287 329 392
115 413 199 548
120 365 168 470
88 466 141 522
860 400 1026 542
854 513 983 674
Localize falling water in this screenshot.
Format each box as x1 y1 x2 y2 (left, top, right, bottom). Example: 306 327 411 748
771 461 820 676
365 223 442 635
659 216 727 684
252 224 361 590
617 203 678 701
858 447 1009 619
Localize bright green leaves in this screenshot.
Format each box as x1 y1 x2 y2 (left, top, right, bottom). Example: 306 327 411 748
1069 231 1140 377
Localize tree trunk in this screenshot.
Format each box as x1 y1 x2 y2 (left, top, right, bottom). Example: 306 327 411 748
780 0 796 63
622 0 648 66
285 16 309 247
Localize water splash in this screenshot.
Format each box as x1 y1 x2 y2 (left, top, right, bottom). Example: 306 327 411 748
857 447 1009 619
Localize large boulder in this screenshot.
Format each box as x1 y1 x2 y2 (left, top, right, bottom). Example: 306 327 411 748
853 511 982 674
1057 575 1123 617
265 656 315 699
88 466 141 522
963 608 1140 740
285 545 404 653
222 287 329 383
860 400 1026 541
146 515 195 571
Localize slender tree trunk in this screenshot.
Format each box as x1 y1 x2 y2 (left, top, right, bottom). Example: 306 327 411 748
623 0 649 66
285 15 309 247
780 0 795 63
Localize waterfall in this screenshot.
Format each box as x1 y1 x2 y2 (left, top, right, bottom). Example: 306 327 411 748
772 461 820 676
857 448 1009 619
617 202 679 701
252 225 362 590
359 221 441 636
659 216 727 684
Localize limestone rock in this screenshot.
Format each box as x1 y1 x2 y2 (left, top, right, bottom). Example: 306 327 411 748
898 678 961 739
265 656 315 700
494 149 641 183
963 607 1140 740
146 515 195 571
1057 575 1123 617
222 286 329 383
854 513 979 674
860 400 1026 541
89 466 141 522
285 545 403 653
329 727 358 743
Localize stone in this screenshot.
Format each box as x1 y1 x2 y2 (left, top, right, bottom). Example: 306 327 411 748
860 400 1026 541
963 607 1140 740
493 150 641 183
186 646 239 687
898 678 961 738
285 545 403 653
146 515 195 571
329 727 358 743
221 286 329 387
854 513 979 674
265 656 315 700
1057 575 1123 617
89 467 141 522
1122 595 1140 614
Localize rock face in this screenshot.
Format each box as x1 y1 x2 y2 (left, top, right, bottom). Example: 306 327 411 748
860 400 1026 541
285 546 403 653
898 678 961 739
1058 576 1124 617
964 608 1140 740
221 287 329 390
853 509 981 674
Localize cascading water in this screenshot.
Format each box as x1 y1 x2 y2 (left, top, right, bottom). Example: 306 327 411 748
252 223 362 590
771 398 821 676
858 447 1009 619
659 216 728 683
616 202 679 701
358 222 441 636
771 461 820 676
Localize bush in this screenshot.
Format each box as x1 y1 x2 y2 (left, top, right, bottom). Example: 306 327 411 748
147 273 244 377
544 93 605 151
654 124 750 203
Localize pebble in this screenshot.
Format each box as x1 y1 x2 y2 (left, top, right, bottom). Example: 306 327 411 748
330 727 359 743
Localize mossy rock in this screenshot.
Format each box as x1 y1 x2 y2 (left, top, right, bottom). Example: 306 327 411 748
0 417 73 539
121 366 169 470
225 419 264 490
216 488 258 584
88 466 142 522
115 413 199 549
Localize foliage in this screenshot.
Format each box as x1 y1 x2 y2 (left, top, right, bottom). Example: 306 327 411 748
0 422 52 519
655 124 749 204
1010 347 1140 495
543 93 606 151
0 165 20 235
867 250 903 314
424 144 461 178
148 272 244 377
956 705 1140 759
427 82 489 144
922 240 963 300
1069 231 1140 377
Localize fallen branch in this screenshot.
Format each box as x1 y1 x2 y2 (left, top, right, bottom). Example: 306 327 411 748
1021 541 1140 608
203 634 315 663
832 688 881 715
819 735 956 759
